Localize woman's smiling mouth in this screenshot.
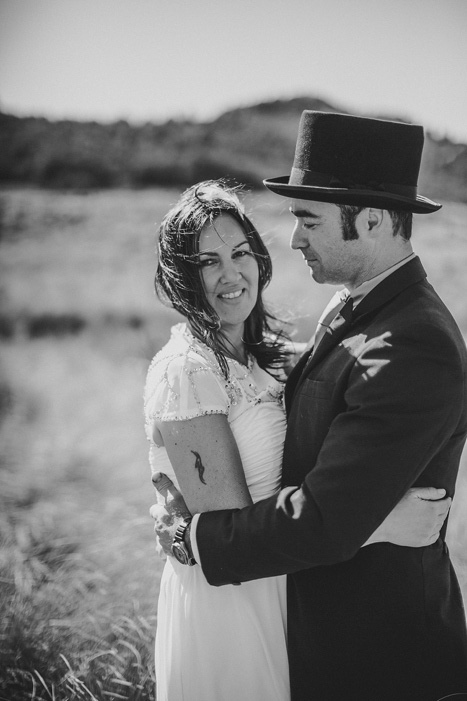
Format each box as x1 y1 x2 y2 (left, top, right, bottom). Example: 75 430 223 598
219 289 244 300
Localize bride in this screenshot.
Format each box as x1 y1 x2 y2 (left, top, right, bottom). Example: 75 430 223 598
144 180 447 701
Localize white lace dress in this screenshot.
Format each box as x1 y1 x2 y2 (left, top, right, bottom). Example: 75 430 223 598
144 323 289 701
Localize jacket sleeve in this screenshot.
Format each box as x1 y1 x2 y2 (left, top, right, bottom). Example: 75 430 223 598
196 320 467 586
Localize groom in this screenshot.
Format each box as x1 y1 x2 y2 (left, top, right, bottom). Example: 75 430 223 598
152 112 467 700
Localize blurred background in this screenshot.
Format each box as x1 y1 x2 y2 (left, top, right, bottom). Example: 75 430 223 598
1 1 467 699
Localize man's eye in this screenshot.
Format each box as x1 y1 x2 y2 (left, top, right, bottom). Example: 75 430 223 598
303 222 316 230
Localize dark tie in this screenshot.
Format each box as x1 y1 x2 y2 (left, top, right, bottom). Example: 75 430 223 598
312 291 353 356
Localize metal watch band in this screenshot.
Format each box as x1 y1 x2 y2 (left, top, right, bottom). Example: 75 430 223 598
171 517 196 566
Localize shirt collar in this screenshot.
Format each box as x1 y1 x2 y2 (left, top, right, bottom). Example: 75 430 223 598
345 253 416 307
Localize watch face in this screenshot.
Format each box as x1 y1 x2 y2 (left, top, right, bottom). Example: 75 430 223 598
172 542 188 565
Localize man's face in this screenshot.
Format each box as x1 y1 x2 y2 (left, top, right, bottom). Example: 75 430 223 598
289 199 368 289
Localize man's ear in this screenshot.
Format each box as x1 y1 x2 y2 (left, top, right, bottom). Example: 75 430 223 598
366 208 384 231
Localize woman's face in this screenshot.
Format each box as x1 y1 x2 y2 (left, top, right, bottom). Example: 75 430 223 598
198 214 259 337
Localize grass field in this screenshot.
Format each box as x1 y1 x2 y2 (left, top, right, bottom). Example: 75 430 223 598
1 187 467 700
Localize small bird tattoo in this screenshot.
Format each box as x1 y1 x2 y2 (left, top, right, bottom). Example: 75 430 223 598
191 450 207 485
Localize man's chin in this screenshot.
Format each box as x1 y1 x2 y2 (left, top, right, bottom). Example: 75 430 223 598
309 269 326 284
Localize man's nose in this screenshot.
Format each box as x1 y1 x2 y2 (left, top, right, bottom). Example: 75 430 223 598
290 223 306 250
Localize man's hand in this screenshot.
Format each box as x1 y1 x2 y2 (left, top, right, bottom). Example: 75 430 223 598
149 473 192 556
366 487 452 547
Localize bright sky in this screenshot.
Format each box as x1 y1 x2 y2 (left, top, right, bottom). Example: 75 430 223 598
1 0 467 142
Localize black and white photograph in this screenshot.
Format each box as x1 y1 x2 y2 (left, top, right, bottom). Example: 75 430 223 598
1 1 467 699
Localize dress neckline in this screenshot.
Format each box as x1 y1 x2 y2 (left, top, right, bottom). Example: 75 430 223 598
177 323 255 372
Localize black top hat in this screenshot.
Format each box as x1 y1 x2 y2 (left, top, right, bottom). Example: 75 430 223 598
264 111 441 213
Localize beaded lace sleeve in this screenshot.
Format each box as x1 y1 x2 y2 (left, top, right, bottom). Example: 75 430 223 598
144 350 230 425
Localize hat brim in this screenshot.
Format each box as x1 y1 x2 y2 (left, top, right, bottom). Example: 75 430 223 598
263 176 442 214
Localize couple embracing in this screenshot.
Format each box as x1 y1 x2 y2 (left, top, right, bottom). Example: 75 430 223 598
146 111 467 700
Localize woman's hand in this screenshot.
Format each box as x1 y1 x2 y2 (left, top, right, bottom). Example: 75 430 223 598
150 473 192 557
364 487 451 547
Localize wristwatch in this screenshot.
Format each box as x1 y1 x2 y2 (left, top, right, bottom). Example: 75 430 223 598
171 518 196 566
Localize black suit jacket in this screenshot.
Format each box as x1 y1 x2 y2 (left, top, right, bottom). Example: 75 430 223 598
196 257 467 700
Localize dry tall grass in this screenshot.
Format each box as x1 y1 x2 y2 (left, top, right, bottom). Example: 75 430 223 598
1 187 466 700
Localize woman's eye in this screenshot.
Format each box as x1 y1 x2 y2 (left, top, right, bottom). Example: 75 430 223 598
233 249 251 259
199 258 216 267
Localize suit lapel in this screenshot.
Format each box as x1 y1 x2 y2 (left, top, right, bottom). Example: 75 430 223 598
352 256 426 321
288 303 354 403
285 256 428 410
285 348 312 410
310 297 353 366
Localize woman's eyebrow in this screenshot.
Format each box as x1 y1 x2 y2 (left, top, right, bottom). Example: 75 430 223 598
198 240 250 256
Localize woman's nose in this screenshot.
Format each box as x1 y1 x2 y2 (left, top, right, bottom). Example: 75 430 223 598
220 260 242 283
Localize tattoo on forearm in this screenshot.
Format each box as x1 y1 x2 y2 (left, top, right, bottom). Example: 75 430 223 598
191 450 207 485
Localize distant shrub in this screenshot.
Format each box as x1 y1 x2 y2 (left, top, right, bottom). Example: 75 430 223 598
102 313 145 330
0 382 13 425
40 157 115 189
190 156 263 189
131 163 187 187
0 315 15 339
131 157 262 189
27 314 86 338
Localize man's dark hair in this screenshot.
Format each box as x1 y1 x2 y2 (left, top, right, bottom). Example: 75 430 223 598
337 204 413 241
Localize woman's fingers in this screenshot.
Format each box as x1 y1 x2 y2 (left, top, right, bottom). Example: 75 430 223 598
409 486 446 500
149 503 164 520
152 472 174 496
408 486 452 521
151 472 191 518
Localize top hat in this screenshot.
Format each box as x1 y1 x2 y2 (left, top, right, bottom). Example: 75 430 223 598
264 111 441 213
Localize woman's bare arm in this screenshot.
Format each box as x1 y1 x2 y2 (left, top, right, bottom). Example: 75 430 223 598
157 413 253 515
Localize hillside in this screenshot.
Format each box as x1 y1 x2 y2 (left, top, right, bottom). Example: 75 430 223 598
0 96 466 201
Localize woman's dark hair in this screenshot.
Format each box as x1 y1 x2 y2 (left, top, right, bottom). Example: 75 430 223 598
155 180 290 377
